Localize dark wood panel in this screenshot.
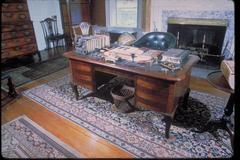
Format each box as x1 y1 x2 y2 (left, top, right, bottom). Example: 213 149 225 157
71 60 93 72
136 97 168 113
80 3 90 22
69 59 96 90
2 3 28 12
90 0 106 26
136 85 169 97
2 0 39 60
73 74 93 82
136 77 170 91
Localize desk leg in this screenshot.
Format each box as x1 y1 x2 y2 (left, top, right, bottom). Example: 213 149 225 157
163 116 173 139
182 88 190 110
7 77 17 97
71 83 79 100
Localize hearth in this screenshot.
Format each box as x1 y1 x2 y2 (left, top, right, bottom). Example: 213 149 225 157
167 18 227 68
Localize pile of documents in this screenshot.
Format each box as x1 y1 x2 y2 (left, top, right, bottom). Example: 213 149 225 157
85 35 110 52
103 46 159 63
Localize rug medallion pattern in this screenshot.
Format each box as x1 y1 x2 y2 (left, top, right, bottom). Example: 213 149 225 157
23 75 233 158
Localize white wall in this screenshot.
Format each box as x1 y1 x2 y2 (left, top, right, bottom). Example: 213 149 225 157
150 0 234 31
27 0 63 51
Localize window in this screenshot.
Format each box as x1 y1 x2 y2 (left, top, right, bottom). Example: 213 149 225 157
106 0 142 29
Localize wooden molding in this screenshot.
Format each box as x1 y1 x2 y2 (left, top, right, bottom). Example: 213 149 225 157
142 0 151 32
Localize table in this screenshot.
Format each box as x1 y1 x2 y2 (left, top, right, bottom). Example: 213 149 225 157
64 51 199 138
193 71 234 148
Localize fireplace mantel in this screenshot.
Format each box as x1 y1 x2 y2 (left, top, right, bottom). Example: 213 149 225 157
168 17 228 27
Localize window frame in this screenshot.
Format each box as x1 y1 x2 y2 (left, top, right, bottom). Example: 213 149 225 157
105 0 142 30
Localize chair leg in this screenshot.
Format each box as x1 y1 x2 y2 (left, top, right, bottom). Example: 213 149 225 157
182 88 190 110
7 77 17 97
37 51 41 61
71 83 79 100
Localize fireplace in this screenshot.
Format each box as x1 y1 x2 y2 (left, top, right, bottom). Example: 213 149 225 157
167 17 227 68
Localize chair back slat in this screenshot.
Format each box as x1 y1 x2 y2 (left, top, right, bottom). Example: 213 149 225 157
40 15 59 37
79 22 90 36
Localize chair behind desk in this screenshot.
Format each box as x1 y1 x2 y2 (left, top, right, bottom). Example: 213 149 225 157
132 32 176 50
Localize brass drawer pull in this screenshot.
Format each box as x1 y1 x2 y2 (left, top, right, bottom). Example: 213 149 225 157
17 5 24 10
5 13 13 18
23 25 29 29
12 32 17 37
19 14 26 19
24 31 30 36
15 47 21 51
2 4 9 8
26 38 32 42
10 25 15 30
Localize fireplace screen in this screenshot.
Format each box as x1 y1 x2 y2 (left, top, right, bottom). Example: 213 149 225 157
167 18 227 64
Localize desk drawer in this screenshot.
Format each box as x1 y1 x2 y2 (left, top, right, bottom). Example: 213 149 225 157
70 60 95 90
135 76 173 113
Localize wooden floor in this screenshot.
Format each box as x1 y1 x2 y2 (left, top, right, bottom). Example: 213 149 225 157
1 65 229 158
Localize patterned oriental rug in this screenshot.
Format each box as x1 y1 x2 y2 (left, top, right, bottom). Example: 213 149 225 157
23 75 233 158
1 115 81 158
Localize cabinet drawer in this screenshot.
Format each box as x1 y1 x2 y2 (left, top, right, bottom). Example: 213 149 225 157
135 76 172 113
2 30 34 40
2 3 28 12
1 44 38 59
2 23 33 32
2 36 36 49
2 12 30 22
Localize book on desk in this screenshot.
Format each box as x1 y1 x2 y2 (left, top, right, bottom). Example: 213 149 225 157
161 48 189 64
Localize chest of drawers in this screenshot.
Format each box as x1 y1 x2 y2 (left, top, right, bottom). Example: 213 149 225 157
1 0 40 61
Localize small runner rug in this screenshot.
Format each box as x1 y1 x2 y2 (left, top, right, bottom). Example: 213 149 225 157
22 75 233 158
1 56 68 90
1 115 81 158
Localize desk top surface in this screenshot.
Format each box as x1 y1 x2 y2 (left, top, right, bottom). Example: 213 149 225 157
64 50 199 82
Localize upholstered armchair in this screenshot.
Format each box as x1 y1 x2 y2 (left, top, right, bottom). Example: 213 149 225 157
132 32 177 50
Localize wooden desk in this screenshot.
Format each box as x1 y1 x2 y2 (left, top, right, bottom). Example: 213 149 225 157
64 51 199 138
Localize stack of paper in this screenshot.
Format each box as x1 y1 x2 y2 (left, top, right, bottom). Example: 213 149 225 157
85 35 110 52
103 46 154 63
